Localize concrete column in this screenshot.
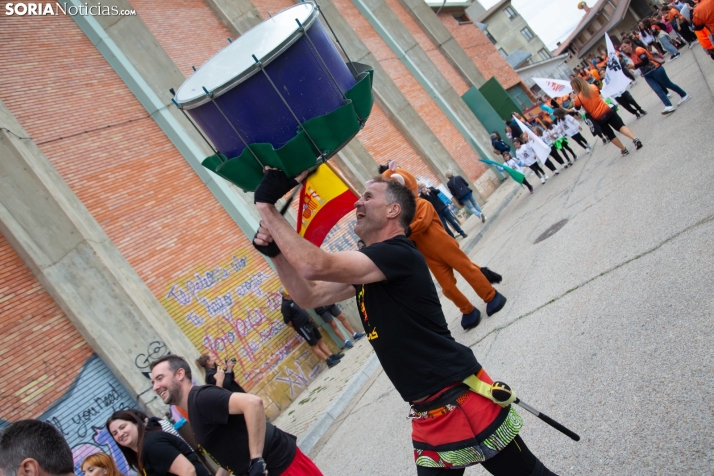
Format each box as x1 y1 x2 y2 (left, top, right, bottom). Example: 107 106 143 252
0 101 202 416
351 0 509 203
205 0 375 193
396 0 488 88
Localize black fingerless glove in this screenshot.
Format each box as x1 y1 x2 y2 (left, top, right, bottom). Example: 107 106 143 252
252 234 281 258
248 457 267 476
254 169 299 205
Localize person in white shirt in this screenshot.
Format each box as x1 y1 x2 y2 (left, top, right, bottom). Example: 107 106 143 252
500 151 534 194
513 138 549 184
553 109 591 153
540 121 572 168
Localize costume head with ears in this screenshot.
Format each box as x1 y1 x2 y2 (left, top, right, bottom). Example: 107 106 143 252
380 161 419 196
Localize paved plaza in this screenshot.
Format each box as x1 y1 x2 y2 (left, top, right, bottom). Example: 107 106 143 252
276 45 714 475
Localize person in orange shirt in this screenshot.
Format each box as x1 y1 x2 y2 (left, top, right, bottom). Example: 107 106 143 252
694 26 714 58
569 76 643 156
692 0 714 34
620 39 691 114
663 6 698 45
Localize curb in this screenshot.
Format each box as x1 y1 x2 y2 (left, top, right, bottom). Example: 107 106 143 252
296 353 380 454
462 182 522 255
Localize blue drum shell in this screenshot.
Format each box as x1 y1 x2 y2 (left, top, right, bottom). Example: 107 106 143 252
186 19 356 160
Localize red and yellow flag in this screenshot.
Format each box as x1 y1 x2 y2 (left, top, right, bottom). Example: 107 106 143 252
296 164 358 246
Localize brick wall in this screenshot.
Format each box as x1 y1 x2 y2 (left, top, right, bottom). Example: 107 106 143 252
0 234 139 473
440 13 533 99
0 4 332 429
332 0 486 185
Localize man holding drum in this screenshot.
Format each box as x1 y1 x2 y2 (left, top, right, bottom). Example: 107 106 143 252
252 169 556 475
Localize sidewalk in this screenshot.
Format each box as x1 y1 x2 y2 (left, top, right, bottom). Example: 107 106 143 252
272 177 522 454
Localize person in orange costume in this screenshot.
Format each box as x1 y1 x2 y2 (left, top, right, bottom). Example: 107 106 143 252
381 161 507 329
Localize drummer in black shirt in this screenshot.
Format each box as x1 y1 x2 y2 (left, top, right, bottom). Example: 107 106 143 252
149 355 323 476
251 170 557 475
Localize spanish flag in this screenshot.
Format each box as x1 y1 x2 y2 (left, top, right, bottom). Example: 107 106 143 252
296 164 358 246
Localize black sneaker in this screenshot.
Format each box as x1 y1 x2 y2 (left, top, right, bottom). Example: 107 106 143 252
326 357 340 368
332 352 344 360
461 232 468 238
633 138 643 150
640 110 647 116
602 138 608 145
621 148 630 157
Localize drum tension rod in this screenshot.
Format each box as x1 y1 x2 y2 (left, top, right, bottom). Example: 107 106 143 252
295 19 348 106
252 54 326 162
309 0 360 79
201 86 265 169
169 89 221 159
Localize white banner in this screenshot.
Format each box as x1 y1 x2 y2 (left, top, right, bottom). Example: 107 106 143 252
532 77 573 99
513 116 551 163
601 34 631 98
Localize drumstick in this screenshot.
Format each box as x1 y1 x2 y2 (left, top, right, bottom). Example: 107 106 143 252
279 184 302 216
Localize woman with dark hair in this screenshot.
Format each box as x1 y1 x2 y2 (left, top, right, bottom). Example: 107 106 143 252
569 76 642 156
107 410 211 476
638 21 665 56
620 38 690 114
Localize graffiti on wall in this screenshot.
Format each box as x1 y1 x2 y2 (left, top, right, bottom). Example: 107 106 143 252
0 354 139 475
161 248 307 389
321 216 359 253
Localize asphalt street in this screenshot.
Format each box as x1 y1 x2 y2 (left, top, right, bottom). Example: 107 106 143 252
311 46 714 475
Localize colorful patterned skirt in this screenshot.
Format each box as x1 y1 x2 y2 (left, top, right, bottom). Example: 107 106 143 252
410 380 523 469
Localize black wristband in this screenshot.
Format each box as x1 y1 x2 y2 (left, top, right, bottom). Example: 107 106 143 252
248 457 267 476
254 169 299 205
252 234 281 258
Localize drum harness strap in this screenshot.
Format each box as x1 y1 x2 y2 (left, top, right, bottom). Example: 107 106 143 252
408 376 517 420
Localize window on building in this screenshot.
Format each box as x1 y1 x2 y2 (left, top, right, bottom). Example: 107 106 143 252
484 29 497 44
538 48 552 61
587 25 596 35
453 13 472 24
521 27 534 41
498 48 508 58
504 6 517 19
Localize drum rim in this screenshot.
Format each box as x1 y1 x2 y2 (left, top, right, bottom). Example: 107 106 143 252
175 3 320 109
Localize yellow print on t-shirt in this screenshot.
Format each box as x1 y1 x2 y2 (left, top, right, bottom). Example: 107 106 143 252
367 327 378 341
357 285 368 323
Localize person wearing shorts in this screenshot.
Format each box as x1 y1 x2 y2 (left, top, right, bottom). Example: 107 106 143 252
282 290 343 368
569 77 643 156
314 303 366 349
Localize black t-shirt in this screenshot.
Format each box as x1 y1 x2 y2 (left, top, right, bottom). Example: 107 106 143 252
355 236 481 402
141 421 210 476
187 385 296 475
281 298 310 329
419 187 447 213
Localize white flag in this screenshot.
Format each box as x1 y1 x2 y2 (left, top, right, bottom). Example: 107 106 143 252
532 78 573 99
601 34 631 98
513 116 551 163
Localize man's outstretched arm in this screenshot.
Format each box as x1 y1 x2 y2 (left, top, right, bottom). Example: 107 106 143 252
256 203 385 285
254 209 381 308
